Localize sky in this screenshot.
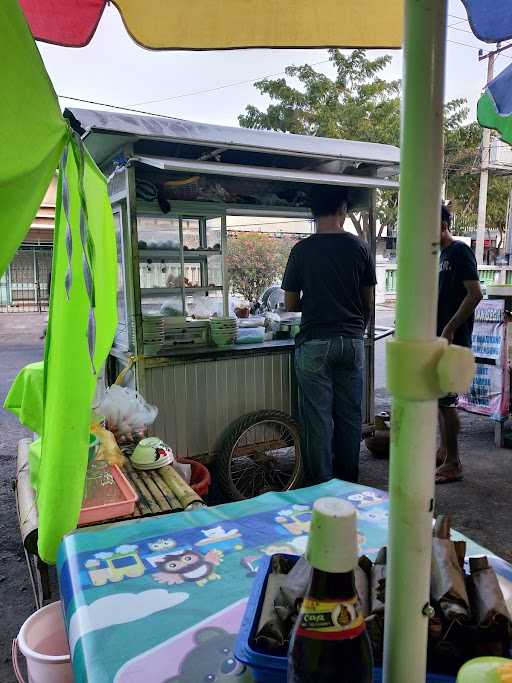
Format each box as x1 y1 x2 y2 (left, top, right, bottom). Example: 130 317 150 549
37 0 506 131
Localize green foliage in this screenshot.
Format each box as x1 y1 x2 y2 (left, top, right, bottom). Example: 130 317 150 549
445 121 511 244
227 233 296 302
239 50 400 143
240 49 508 241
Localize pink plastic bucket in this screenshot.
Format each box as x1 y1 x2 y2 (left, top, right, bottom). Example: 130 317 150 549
13 601 73 683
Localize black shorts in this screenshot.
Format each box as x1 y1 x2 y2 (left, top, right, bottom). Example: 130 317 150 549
439 393 459 408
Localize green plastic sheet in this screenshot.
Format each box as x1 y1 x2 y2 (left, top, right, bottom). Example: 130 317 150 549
1 0 67 276
4 361 44 435
4 362 44 489
37 138 117 563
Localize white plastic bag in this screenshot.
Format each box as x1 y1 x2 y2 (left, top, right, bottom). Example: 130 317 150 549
95 385 158 442
265 312 281 334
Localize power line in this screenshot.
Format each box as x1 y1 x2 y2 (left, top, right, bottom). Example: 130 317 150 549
447 19 468 29
57 95 185 119
59 32 507 117
128 59 332 107
58 57 335 113
447 13 471 23
446 37 512 60
447 38 487 51
448 24 481 37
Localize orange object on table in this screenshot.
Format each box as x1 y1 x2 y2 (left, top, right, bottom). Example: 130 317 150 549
79 464 138 526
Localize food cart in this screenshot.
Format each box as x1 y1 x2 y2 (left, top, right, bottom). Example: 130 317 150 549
65 107 399 498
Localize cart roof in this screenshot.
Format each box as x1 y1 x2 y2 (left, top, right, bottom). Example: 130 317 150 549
65 108 400 184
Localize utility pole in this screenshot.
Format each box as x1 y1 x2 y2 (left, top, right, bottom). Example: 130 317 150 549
475 46 498 265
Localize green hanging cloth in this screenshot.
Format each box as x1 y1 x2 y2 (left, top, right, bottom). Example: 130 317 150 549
1 0 67 275
37 137 117 564
3 361 45 489
4 361 44 435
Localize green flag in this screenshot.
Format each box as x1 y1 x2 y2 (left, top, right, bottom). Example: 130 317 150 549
478 91 512 146
37 138 117 563
1 0 67 275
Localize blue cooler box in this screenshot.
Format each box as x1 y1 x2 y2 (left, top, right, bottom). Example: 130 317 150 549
234 554 455 683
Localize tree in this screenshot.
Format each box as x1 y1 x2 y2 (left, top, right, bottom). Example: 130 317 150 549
227 233 296 302
239 49 489 238
448 173 510 247
239 50 401 142
444 121 511 246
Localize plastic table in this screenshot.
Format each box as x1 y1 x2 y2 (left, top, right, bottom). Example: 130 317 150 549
57 479 512 683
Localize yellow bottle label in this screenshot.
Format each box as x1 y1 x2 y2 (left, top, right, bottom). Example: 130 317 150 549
297 596 365 641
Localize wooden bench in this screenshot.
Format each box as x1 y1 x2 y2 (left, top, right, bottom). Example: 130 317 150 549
14 438 188 608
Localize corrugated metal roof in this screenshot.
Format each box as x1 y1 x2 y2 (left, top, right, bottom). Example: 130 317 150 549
65 108 400 169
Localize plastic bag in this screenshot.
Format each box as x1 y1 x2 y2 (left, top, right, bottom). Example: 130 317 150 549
265 312 281 334
160 300 183 317
95 385 158 443
173 460 191 484
238 316 265 328
236 327 265 344
91 423 127 468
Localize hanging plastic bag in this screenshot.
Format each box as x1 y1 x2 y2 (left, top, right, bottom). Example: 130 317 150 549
265 312 281 334
95 384 158 445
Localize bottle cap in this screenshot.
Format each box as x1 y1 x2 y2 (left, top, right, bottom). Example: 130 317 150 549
305 497 358 573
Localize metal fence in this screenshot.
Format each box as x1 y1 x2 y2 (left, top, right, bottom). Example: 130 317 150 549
383 263 512 296
0 247 52 312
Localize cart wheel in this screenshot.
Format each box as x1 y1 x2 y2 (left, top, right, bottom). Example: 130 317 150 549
215 410 303 501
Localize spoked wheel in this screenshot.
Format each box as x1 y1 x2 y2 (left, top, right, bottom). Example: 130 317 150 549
215 410 303 501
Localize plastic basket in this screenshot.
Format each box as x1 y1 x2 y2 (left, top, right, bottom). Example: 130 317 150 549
178 458 211 498
79 465 138 526
234 554 456 683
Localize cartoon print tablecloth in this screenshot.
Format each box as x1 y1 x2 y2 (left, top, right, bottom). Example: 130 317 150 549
57 479 511 683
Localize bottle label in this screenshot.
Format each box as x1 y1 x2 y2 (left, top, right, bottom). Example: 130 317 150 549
296 596 365 641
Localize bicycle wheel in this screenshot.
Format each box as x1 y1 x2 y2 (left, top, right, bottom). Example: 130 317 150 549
215 410 303 501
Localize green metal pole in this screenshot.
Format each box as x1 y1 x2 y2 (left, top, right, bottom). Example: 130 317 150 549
383 1 447 681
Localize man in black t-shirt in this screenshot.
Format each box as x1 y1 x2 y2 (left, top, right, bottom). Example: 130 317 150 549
436 205 482 484
282 186 376 485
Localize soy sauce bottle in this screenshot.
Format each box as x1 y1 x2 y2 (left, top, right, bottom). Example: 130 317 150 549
288 498 373 683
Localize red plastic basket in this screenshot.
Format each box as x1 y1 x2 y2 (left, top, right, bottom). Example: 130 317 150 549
178 458 211 498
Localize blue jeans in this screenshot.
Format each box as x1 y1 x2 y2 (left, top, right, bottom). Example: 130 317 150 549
295 336 364 485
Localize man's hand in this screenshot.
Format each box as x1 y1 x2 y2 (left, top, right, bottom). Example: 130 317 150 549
441 280 482 345
360 286 375 332
284 291 301 312
441 324 455 344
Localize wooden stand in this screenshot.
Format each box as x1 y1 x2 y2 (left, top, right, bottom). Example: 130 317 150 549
15 439 202 608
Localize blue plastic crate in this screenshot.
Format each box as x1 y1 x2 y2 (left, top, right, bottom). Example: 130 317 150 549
235 554 455 683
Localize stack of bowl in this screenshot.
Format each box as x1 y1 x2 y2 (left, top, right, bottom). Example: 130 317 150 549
131 437 174 470
209 317 238 347
133 314 165 356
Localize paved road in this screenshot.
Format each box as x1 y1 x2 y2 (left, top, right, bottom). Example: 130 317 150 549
0 314 47 682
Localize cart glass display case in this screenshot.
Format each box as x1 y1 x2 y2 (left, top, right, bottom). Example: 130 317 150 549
113 206 130 350
137 209 228 320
